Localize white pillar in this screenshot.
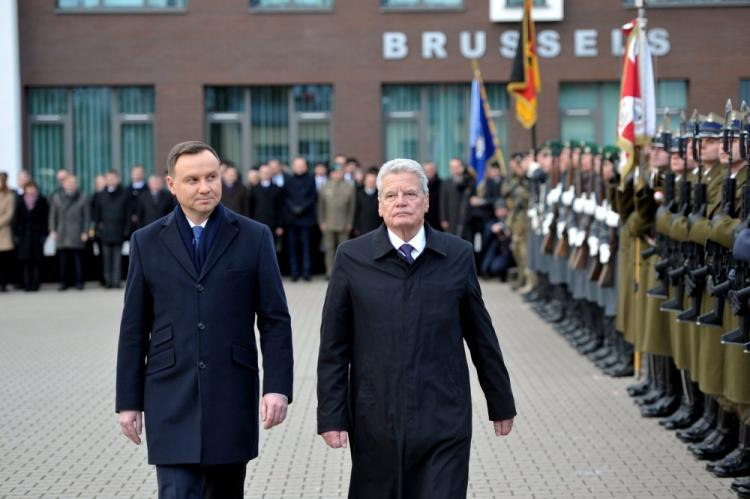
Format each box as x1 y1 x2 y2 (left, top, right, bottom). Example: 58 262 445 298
0 0 22 189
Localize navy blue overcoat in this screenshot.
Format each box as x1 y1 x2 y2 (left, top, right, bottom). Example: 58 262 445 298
116 205 293 465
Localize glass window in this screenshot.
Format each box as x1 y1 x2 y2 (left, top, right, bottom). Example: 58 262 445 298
560 82 629 145
58 0 185 9
26 86 156 194
656 79 688 134
381 0 461 7
739 80 750 108
382 83 509 178
205 85 333 172
250 0 333 9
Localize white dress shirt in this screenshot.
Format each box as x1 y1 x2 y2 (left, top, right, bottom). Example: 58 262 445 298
387 226 426 262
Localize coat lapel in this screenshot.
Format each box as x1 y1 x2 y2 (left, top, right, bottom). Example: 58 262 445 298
159 212 198 281
198 209 239 282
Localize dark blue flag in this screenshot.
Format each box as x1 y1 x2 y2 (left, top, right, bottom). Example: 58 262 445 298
469 78 496 183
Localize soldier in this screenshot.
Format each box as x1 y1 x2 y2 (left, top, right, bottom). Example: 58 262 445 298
520 149 547 300
317 162 356 279
505 153 531 290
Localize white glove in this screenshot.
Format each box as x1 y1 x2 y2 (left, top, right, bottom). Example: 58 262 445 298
595 205 606 221
575 230 586 247
556 221 566 238
527 208 536 219
588 236 599 256
606 210 620 228
599 243 611 263
573 197 584 213
584 197 597 215
568 227 578 243
562 188 574 206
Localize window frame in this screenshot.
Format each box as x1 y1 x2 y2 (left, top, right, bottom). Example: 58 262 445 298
25 86 156 193
56 0 187 14
248 0 334 13
204 86 334 171
380 0 464 12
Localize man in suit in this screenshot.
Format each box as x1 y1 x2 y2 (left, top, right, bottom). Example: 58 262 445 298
221 162 248 215
248 164 284 239
116 141 294 499
317 158 516 499
127 165 148 232
136 174 175 228
352 167 381 237
284 156 317 281
423 161 442 230
94 170 130 288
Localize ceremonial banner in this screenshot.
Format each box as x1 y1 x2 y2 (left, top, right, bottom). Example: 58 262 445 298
507 0 540 130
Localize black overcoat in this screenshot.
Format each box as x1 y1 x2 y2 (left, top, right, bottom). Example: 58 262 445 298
317 224 516 499
136 190 175 228
12 195 49 262
116 206 294 465
94 187 130 244
248 183 284 231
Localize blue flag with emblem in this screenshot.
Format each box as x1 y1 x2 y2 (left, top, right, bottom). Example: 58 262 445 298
469 78 496 183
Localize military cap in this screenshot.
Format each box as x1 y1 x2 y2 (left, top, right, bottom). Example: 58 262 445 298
682 109 703 139
602 145 620 163
582 142 599 155
723 109 747 134
542 140 563 157
565 139 582 150
698 112 723 138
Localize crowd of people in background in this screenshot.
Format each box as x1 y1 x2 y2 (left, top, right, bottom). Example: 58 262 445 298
0 152 529 292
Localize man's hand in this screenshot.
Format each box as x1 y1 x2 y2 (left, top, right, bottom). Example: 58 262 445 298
118 410 143 445
261 393 288 430
275 227 284 237
321 430 348 448
319 223 327 232
440 221 450 230
493 418 514 436
49 231 58 240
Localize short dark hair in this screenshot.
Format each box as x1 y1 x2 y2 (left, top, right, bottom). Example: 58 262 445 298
107 169 120 176
167 141 219 176
220 159 237 169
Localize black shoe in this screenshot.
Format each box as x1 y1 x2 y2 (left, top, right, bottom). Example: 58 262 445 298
634 388 664 407
731 476 750 492
605 361 634 377
709 448 750 477
641 395 680 418
661 402 701 430
522 289 540 302
627 379 651 397
303 275 311 282
75 283 84 290
58 285 68 291
691 429 737 461
291 276 299 282
737 485 750 499
677 417 715 443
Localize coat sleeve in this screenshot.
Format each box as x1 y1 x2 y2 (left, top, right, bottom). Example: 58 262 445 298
346 186 356 228
317 187 326 226
254 225 294 401
317 249 353 433
458 247 517 422
48 197 58 234
115 232 153 412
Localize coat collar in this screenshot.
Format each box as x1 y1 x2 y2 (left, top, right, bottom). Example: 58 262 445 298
159 204 240 281
371 222 447 260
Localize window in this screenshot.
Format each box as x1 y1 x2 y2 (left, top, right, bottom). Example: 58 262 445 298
250 0 332 10
205 85 333 171
622 0 750 6
26 86 155 195
740 80 750 105
57 0 185 10
382 84 508 178
381 0 462 9
558 80 687 145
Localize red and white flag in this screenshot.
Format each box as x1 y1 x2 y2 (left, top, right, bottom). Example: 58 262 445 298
617 17 656 186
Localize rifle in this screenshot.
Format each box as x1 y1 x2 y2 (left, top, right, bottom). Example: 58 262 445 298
541 157 561 254
722 101 750 346
573 163 596 269
589 164 607 282
676 112 709 323
553 159 575 258
568 164 585 267
699 100 737 327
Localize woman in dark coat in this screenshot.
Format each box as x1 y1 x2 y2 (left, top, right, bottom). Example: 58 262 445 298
12 181 49 291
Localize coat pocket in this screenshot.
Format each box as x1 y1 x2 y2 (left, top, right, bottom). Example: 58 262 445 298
145 348 175 375
232 343 259 372
150 325 173 347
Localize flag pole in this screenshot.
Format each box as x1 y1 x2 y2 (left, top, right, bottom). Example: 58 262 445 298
471 58 507 177
531 124 538 151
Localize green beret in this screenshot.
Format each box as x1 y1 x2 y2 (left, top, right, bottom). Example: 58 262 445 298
602 145 620 163
582 142 599 155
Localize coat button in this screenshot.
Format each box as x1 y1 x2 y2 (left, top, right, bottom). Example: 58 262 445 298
198 361 206 369
197 322 205 330
196 284 204 292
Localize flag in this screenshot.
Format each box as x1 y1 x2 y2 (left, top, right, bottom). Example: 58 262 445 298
617 17 656 187
469 77 497 182
507 0 540 130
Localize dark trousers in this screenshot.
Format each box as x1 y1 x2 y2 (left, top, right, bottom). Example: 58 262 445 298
21 260 40 291
102 242 122 287
58 248 83 288
481 238 511 278
287 226 311 278
156 462 247 499
0 250 13 290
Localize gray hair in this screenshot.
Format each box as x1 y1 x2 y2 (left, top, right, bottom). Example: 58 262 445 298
376 158 429 196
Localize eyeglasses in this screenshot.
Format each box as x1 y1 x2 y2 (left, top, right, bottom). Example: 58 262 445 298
381 190 421 204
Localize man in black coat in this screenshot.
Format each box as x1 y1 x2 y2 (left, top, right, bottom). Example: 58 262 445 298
220 163 248 215
248 165 284 238
136 175 175 228
116 141 293 499
127 165 147 233
352 168 381 237
284 156 317 281
423 161 442 230
317 158 516 499
94 170 130 288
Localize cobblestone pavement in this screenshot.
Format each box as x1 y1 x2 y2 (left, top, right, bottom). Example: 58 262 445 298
0 280 736 498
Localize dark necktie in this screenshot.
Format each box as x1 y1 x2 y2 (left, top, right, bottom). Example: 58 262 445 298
192 226 204 267
399 243 415 265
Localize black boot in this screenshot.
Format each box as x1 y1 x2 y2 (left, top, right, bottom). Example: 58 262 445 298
689 408 738 460
605 336 634 377
660 371 702 430
731 475 750 492
634 355 663 406
627 353 653 396
677 396 718 443
708 423 750 477
641 356 680 417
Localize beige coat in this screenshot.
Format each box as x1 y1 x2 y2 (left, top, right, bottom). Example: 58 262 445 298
317 179 356 232
0 190 15 251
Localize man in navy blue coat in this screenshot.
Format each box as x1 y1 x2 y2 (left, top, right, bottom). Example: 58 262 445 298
116 141 293 499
